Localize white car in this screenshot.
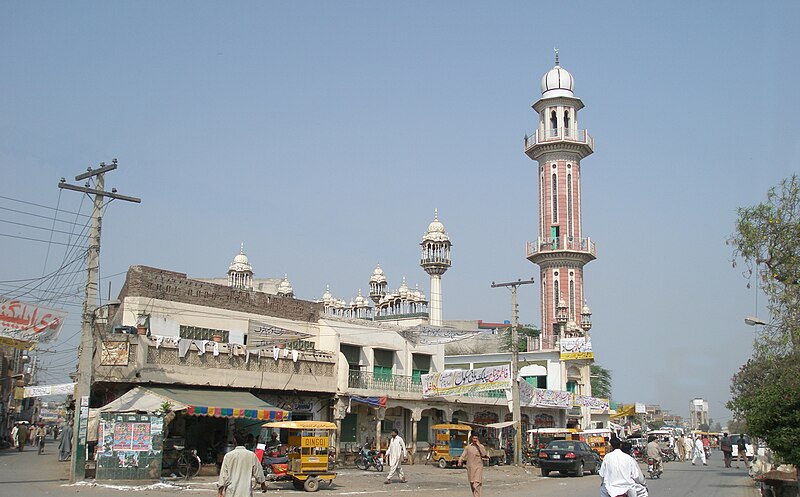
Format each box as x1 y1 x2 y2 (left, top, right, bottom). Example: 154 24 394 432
730 435 754 459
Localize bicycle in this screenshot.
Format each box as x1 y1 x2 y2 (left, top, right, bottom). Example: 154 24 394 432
164 445 201 479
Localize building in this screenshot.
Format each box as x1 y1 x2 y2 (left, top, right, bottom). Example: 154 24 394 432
689 398 709 430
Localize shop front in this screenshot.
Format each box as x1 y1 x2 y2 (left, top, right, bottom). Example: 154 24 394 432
91 386 290 480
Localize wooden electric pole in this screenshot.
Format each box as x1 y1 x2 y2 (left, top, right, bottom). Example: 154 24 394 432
59 159 140 482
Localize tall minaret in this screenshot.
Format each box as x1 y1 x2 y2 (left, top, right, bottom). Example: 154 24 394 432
420 210 451 326
524 51 595 350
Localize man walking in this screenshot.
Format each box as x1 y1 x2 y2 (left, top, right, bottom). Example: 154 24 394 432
58 422 73 461
599 436 648 497
735 434 748 469
691 435 707 466
683 435 693 461
720 433 733 468
384 429 407 484
675 434 686 461
218 432 267 497
458 434 487 497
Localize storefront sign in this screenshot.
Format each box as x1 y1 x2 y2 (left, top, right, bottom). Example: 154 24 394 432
402 326 487 345
559 337 594 360
0 299 66 343
573 394 609 412
101 341 130 365
23 382 75 398
422 365 511 398
247 320 313 347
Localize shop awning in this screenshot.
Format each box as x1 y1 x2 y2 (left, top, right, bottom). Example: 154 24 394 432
144 386 290 421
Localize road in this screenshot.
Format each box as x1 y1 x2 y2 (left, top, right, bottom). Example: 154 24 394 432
1 446 759 497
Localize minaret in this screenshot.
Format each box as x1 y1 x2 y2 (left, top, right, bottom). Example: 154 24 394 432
368 264 387 317
524 51 595 349
420 210 451 326
227 243 254 290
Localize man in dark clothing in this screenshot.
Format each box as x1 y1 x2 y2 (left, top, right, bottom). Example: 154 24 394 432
735 434 748 469
719 433 733 468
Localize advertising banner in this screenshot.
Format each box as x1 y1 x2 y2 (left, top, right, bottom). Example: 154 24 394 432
247 320 313 347
401 326 488 345
422 365 511 398
635 402 646 414
0 299 67 343
100 341 130 366
532 388 574 408
23 382 75 398
572 394 610 412
559 337 594 360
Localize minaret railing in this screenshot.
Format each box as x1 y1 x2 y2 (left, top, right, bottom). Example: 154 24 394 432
526 236 597 258
524 127 593 150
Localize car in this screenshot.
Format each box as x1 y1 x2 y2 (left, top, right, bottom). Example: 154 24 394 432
730 435 754 459
537 439 600 477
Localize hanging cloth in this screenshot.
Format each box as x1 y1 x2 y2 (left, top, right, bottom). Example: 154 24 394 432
178 338 192 358
292 349 299 363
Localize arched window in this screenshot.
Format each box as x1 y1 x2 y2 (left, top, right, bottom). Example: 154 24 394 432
564 110 570 134
569 280 575 320
553 277 560 314
550 110 557 135
552 173 558 222
567 173 573 237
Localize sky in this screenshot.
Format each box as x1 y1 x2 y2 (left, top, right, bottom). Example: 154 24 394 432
2 1 799 424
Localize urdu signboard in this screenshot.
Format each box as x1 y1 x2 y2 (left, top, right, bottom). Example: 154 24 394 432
0 299 67 343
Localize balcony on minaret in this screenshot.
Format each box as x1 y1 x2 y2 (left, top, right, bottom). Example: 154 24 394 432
523 127 594 158
526 236 597 263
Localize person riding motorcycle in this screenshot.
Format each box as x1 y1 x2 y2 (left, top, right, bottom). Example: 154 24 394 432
600 436 648 497
644 435 663 476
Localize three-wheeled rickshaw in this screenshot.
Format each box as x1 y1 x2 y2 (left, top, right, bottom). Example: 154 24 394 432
262 421 336 492
429 423 471 468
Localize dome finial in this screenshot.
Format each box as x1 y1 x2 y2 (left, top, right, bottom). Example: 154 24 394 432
434 207 438 221
240 242 244 254
554 47 559 66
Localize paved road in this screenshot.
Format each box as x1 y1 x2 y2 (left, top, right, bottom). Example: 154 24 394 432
1 447 759 497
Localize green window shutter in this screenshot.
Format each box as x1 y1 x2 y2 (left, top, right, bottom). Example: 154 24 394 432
417 416 429 442
374 365 392 381
340 344 361 365
341 413 357 442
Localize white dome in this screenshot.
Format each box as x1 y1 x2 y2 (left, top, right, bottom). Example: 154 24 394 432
370 264 387 283
398 278 409 296
540 64 574 98
322 285 332 301
422 209 450 243
228 243 253 273
277 274 293 295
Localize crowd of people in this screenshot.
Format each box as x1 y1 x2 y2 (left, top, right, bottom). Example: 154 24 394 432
7 420 72 461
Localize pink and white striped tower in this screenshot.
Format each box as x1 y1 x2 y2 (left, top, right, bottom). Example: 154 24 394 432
524 51 595 350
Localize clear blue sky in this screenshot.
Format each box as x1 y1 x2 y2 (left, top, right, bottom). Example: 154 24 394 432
2 1 798 423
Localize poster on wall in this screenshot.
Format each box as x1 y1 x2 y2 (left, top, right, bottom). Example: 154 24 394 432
560 337 594 360
101 341 130 366
422 365 511 398
573 395 609 412
131 423 151 451
532 388 573 408
113 423 132 451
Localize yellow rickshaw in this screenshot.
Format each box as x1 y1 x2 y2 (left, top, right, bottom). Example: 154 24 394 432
429 423 472 468
580 429 612 459
264 421 337 492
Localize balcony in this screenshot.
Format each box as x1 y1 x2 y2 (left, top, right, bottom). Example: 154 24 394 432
528 334 559 352
524 127 594 152
526 236 597 261
348 370 422 393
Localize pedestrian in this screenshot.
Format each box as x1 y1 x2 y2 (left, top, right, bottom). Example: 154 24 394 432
34 422 46 452
735 434 748 469
217 431 267 497
58 422 73 462
691 435 707 466
675 434 685 461
12 422 27 452
458 434 488 497
645 435 663 474
599 436 647 497
720 433 733 468
683 435 693 461
384 428 407 484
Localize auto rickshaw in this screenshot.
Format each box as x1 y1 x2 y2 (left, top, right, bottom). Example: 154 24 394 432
429 424 471 468
579 429 612 459
263 421 336 492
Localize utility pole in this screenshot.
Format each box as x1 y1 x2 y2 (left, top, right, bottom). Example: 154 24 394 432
59 159 140 482
491 278 534 467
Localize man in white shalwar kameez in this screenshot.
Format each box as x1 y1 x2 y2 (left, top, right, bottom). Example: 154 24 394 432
691 436 707 466
683 435 693 461
599 437 648 497
384 429 407 484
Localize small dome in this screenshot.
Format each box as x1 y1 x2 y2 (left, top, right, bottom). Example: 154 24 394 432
277 274 293 295
322 285 332 301
422 209 450 243
370 264 387 283
398 278 409 296
229 243 253 273
540 64 574 98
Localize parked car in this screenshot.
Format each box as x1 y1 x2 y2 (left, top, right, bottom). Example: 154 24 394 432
538 439 600 477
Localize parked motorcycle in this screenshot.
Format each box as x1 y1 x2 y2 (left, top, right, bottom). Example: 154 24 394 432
647 458 663 479
261 445 290 481
354 442 384 472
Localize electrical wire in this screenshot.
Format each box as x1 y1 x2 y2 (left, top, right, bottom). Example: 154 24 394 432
0 194 91 217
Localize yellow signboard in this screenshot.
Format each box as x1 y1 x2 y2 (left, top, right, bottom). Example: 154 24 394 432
300 436 329 448
0 336 36 350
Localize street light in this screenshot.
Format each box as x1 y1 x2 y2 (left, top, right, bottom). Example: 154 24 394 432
744 316 768 327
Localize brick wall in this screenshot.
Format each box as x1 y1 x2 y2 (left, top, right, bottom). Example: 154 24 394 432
118 265 321 322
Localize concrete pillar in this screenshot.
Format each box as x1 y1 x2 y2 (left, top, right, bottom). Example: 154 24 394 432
410 407 423 464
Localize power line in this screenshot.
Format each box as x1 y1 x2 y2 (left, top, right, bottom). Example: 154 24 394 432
0 218 91 238
0 205 91 227
0 194 92 217
0 232 88 247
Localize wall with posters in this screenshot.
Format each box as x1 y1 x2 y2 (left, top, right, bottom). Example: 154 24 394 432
96 412 163 480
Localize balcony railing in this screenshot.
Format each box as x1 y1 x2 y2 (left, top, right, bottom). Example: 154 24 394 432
348 370 422 393
524 127 594 152
526 236 597 258
528 334 559 352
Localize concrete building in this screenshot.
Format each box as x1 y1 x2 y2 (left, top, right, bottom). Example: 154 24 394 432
689 398 709 430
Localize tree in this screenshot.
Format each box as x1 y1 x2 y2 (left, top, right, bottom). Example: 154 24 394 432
729 175 800 478
499 325 540 352
590 364 613 400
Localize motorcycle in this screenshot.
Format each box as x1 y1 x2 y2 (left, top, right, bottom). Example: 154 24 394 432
354 442 384 472
662 446 678 462
261 445 290 481
647 458 663 479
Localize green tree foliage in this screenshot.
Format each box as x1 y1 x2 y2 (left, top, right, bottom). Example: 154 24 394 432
499 325 540 352
590 364 612 400
729 175 800 472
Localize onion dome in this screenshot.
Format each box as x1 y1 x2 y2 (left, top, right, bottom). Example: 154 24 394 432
370 264 387 284
322 285 332 303
398 277 409 297
540 49 574 98
228 243 253 273
277 274 293 296
422 209 450 243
